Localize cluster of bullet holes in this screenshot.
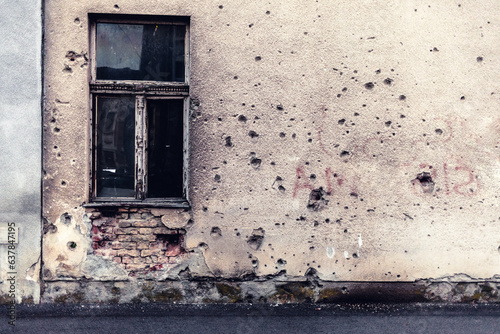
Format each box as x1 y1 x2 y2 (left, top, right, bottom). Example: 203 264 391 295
273 176 286 193
413 172 435 194
61 212 72 224
249 152 262 169
248 130 259 138
210 226 222 237
247 228 265 250
307 188 328 211
67 241 77 250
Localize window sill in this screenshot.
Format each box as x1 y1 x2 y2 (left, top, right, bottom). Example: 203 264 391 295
83 200 190 209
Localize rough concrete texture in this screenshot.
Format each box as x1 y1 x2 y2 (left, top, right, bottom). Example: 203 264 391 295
42 0 500 303
0 0 42 303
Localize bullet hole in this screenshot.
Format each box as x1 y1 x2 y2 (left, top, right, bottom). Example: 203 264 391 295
413 172 435 194
211 226 222 237
279 132 286 138
255 56 262 61
344 229 348 233
375 69 381 74
225 136 233 147
435 129 443 135
278 185 286 192
61 212 72 224
460 96 465 100
203 206 208 212
354 112 360 116
67 241 77 250
61 180 67 186
399 95 406 100
385 121 392 127
277 258 286 265
338 119 346 125
74 18 80 25
250 157 262 169
314 221 319 227
384 78 393 85
265 10 270 14
247 228 265 250
238 115 247 122
307 188 328 211
310 174 316 180
214 174 221 182
477 56 483 62
400 114 406 118
364 82 374 90
114 4 119 9
431 47 439 52
276 104 284 111
292 133 296 139
54 127 60 133
218 5 223 9
63 65 72 73
342 87 348 92
248 130 259 138
352 253 359 258
340 151 350 157
251 259 258 267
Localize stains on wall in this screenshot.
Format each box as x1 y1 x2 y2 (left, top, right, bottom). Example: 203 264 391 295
42 0 500 304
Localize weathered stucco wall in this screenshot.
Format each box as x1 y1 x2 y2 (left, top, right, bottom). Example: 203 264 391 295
43 0 500 303
0 0 42 303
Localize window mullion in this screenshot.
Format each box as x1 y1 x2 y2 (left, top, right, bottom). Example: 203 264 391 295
135 95 146 200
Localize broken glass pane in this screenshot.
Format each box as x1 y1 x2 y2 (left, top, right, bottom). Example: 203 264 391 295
96 23 185 82
96 96 136 197
147 99 184 198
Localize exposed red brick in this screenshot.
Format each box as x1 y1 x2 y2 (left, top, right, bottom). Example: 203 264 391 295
138 228 154 235
140 249 162 257
117 249 140 257
136 241 151 250
132 220 159 228
164 243 182 257
122 256 133 264
114 228 139 235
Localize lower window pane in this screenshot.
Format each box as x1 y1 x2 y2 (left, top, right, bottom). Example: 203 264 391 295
147 99 184 198
96 96 136 197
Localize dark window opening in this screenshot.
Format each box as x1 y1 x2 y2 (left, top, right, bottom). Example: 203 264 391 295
89 15 189 206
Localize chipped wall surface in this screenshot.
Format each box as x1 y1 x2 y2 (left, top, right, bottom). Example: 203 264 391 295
43 0 500 303
0 0 42 303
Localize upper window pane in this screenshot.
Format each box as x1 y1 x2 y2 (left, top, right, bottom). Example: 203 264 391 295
96 23 185 82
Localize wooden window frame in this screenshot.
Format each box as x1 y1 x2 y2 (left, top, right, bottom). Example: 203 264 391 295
86 14 190 208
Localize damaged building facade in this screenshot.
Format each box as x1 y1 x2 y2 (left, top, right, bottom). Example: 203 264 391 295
3 0 500 304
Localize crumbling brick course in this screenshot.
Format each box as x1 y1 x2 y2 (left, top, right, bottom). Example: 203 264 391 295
90 213 185 276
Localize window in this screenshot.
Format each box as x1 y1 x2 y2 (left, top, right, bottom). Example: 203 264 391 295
88 14 189 207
